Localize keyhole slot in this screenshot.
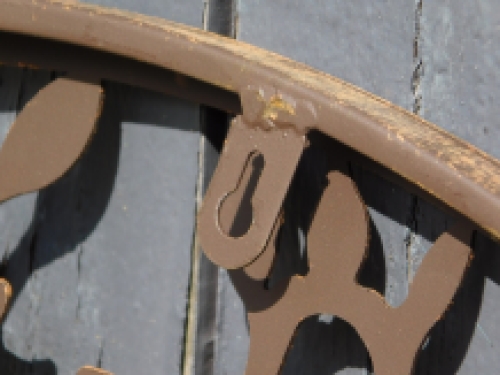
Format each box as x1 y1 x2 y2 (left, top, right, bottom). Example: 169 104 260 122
219 152 265 238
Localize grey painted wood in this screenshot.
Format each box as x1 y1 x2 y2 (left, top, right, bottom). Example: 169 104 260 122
0 67 40 271
0 1 203 374
420 2 500 159
85 0 203 27
2 1 500 374
417 2 500 374
189 3 241 375
0 67 54 374
238 0 414 110
0 76 201 375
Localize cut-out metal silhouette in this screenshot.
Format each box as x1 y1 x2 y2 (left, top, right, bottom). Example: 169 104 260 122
198 115 305 269
0 1 497 373
0 77 102 202
230 171 472 375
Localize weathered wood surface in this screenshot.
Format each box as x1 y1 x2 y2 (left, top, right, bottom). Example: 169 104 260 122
417 3 500 373
0 1 202 374
1 1 500 375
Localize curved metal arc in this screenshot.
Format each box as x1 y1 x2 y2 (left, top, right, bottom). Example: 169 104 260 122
0 1 493 373
1 0 498 242
0 31 242 114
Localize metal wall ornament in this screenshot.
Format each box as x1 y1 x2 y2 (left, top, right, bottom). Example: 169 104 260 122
0 0 497 373
227 170 472 375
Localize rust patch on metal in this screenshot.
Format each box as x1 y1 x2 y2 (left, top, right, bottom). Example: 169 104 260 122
0 279 11 321
261 95 295 121
0 1 493 373
77 366 113 375
198 83 319 269
240 85 316 132
0 77 102 203
231 171 472 375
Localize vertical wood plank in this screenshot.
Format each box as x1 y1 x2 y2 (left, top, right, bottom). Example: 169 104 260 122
0 67 52 374
417 2 500 374
189 3 239 375
0 1 204 374
1 1 500 374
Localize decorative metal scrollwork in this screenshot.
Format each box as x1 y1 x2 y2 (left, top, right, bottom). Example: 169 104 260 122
227 170 471 375
0 0 499 373
197 89 472 374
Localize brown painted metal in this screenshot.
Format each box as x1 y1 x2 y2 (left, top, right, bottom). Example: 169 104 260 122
231 171 472 375
0 0 499 244
0 1 495 374
198 85 316 268
0 74 103 375
77 366 114 375
198 115 305 269
0 32 241 115
0 76 102 202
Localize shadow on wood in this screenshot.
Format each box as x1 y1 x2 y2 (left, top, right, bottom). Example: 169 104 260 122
0 76 199 374
243 131 494 375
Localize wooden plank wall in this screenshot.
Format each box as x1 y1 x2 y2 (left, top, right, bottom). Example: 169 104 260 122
0 1 204 374
0 1 500 374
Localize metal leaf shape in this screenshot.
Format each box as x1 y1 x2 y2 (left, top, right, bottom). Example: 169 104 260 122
0 77 103 202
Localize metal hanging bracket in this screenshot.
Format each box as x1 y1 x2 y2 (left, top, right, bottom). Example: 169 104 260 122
0 1 497 373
